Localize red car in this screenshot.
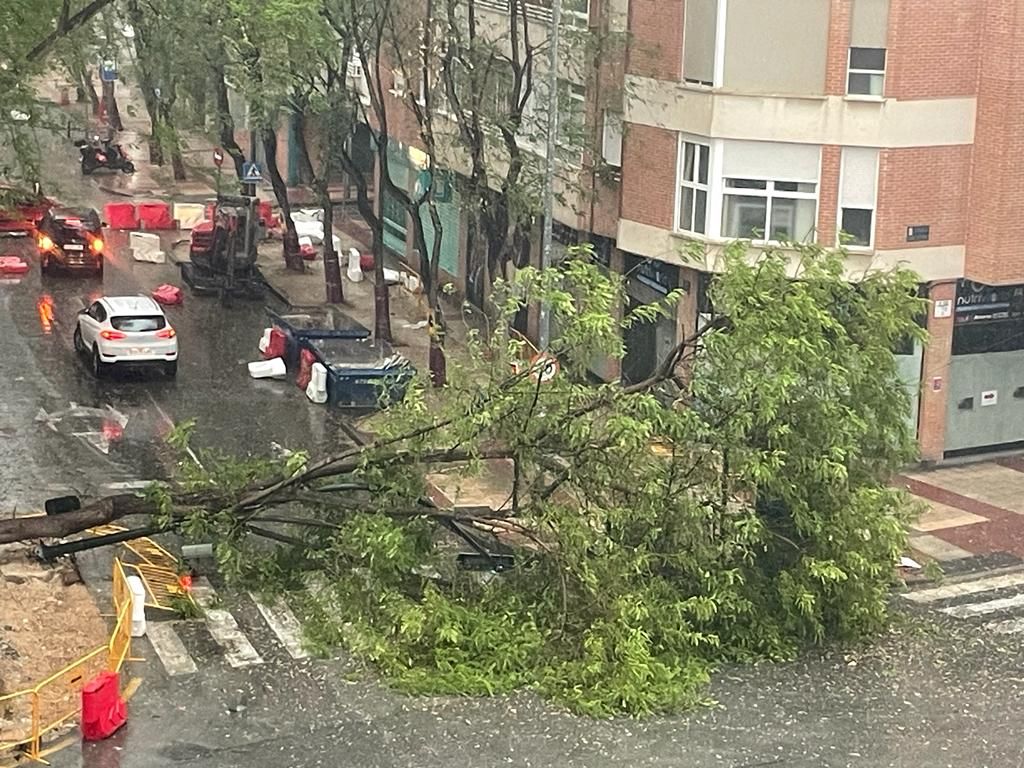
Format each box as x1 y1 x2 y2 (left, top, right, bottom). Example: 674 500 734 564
0 183 53 234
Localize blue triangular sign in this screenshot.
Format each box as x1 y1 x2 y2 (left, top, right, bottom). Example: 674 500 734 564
242 162 262 184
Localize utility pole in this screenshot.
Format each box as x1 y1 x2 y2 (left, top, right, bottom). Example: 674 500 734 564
538 0 562 351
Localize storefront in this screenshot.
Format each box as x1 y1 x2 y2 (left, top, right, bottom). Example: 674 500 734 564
944 279 1024 456
621 253 680 385
417 171 461 279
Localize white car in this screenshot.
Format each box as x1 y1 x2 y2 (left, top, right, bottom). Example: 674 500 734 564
74 296 178 378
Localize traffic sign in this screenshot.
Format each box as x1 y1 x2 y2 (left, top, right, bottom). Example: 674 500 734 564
100 60 118 82
212 148 225 168
241 161 262 184
530 352 559 383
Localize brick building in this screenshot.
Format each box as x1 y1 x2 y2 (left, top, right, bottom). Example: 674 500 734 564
325 0 1023 462
618 0 1024 462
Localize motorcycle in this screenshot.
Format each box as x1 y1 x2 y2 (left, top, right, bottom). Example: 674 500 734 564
74 136 136 175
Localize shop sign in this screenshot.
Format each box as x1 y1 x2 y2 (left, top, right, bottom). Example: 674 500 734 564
954 280 1024 324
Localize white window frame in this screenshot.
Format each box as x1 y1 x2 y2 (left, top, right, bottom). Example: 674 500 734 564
681 0 728 89
601 110 622 168
846 47 886 99
556 79 586 150
675 137 711 235
721 177 819 243
836 147 880 250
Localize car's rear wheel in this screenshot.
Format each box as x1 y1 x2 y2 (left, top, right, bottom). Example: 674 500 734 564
92 347 108 378
73 326 84 354
163 360 178 378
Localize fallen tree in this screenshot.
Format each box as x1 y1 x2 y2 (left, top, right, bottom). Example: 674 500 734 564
2 242 926 715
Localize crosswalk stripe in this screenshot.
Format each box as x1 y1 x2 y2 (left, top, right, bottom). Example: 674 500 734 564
940 592 1024 619
250 593 309 660
903 570 1024 603
987 618 1024 635
191 578 264 668
145 622 198 676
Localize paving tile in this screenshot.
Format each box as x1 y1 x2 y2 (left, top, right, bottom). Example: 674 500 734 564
909 533 973 562
912 500 988 532
904 464 1024 515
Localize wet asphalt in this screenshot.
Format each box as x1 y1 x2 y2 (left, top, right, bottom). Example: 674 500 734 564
8 111 1024 768
0 137 356 513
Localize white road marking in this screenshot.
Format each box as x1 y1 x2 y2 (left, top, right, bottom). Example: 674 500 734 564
250 593 309 659
987 618 1024 635
903 571 1024 603
191 577 264 668
941 592 1024 619
145 621 198 677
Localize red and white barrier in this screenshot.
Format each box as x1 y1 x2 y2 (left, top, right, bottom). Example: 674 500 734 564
104 202 139 231
152 284 183 305
138 202 175 230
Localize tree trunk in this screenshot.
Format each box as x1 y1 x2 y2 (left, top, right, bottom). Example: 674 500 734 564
211 62 245 179
372 222 392 343
428 306 447 388
293 111 316 186
102 79 123 132
262 127 303 272
321 190 343 303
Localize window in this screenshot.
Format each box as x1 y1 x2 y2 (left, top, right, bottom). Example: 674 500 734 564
524 0 590 25
557 80 586 149
683 0 718 86
847 47 886 96
838 147 879 247
111 316 166 332
722 178 817 242
346 51 371 106
677 140 710 234
601 111 622 167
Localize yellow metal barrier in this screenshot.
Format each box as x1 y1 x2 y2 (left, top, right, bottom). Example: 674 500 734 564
88 526 194 612
0 559 133 763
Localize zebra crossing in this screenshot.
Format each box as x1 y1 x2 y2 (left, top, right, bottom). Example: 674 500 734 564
141 579 314 677
902 567 1024 633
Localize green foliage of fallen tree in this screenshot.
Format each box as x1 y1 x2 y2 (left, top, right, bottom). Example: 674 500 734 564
2 241 925 715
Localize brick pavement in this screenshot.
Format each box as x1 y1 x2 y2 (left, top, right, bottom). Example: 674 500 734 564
899 459 1024 566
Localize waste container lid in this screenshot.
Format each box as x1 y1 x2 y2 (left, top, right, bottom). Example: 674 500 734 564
303 337 411 371
267 306 370 339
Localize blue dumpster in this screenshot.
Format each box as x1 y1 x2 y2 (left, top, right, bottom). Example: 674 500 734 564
301 337 415 408
266 306 370 370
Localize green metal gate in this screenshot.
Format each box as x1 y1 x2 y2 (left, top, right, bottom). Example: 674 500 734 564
382 143 412 257
419 187 461 277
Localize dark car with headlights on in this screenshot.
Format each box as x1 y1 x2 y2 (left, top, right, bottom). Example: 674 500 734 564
37 207 105 276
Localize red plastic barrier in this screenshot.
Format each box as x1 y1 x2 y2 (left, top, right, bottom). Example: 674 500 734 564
257 200 275 229
359 253 374 272
264 328 286 360
138 201 175 230
0 256 29 275
300 242 317 261
152 284 183 305
81 671 126 741
296 347 316 390
104 202 139 231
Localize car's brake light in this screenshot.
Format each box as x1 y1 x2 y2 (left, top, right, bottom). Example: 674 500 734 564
37 234 53 251
89 237 104 254
156 327 176 339
100 329 126 340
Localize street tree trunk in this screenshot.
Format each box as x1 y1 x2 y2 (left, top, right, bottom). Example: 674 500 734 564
320 189 343 303
211 61 245 180
262 127 303 272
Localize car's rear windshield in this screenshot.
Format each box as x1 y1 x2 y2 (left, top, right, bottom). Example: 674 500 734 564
110 316 166 332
